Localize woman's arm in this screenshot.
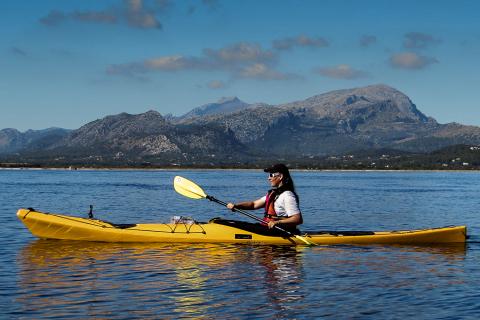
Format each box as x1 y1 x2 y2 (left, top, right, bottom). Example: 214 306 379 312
227 197 265 210
267 213 303 229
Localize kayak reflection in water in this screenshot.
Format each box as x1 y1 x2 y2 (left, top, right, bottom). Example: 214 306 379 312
227 163 303 230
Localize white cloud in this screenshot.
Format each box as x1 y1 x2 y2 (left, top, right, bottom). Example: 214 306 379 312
39 0 167 29
403 32 440 49
239 63 291 80
360 35 377 47
202 0 220 10
145 55 197 71
10 47 28 57
207 80 226 89
39 10 67 26
203 42 275 65
389 52 438 69
273 35 329 50
315 64 369 80
106 61 148 77
71 10 117 24
124 0 162 29
106 42 294 81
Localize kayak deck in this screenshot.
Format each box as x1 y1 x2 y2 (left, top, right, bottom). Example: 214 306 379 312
17 208 467 245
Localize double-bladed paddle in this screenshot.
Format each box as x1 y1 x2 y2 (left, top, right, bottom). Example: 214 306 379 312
173 176 316 246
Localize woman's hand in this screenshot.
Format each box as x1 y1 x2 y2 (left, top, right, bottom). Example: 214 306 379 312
267 220 279 229
226 203 235 211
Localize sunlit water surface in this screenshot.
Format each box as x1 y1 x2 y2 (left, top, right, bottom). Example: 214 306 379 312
1 169 479 319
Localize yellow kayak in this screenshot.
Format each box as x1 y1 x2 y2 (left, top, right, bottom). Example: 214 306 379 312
17 208 467 245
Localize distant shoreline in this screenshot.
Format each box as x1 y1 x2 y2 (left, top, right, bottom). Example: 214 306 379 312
1 165 479 173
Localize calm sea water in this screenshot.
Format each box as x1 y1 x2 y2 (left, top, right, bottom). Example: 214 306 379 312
1 169 479 319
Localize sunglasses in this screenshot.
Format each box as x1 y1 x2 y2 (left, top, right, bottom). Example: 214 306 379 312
268 172 281 178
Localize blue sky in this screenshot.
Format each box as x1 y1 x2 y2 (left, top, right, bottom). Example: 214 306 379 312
2 0 479 131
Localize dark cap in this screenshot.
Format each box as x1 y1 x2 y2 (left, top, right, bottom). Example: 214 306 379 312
263 163 289 174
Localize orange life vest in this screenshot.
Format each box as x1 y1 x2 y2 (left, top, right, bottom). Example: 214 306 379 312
263 189 283 224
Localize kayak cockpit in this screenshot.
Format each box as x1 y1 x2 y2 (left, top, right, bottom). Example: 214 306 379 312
209 218 300 237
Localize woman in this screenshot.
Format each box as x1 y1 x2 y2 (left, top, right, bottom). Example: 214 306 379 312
227 163 303 230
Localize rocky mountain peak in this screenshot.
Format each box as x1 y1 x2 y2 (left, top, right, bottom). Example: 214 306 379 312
0 129 21 151
0 127 70 154
335 84 428 121
135 110 166 123
278 84 429 123
217 96 240 104
63 110 170 148
178 96 250 120
142 109 163 116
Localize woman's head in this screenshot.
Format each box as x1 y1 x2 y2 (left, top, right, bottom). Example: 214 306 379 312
264 163 294 189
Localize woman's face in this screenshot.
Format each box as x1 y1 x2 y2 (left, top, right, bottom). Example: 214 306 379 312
267 172 283 187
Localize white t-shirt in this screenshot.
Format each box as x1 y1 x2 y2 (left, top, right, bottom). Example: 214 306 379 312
260 191 300 217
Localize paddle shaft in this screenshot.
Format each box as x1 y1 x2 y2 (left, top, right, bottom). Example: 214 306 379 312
206 195 298 238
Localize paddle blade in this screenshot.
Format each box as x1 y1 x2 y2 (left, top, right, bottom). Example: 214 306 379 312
174 176 208 200
294 235 316 246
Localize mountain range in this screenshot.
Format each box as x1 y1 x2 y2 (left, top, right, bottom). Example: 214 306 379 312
2 84 480 166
